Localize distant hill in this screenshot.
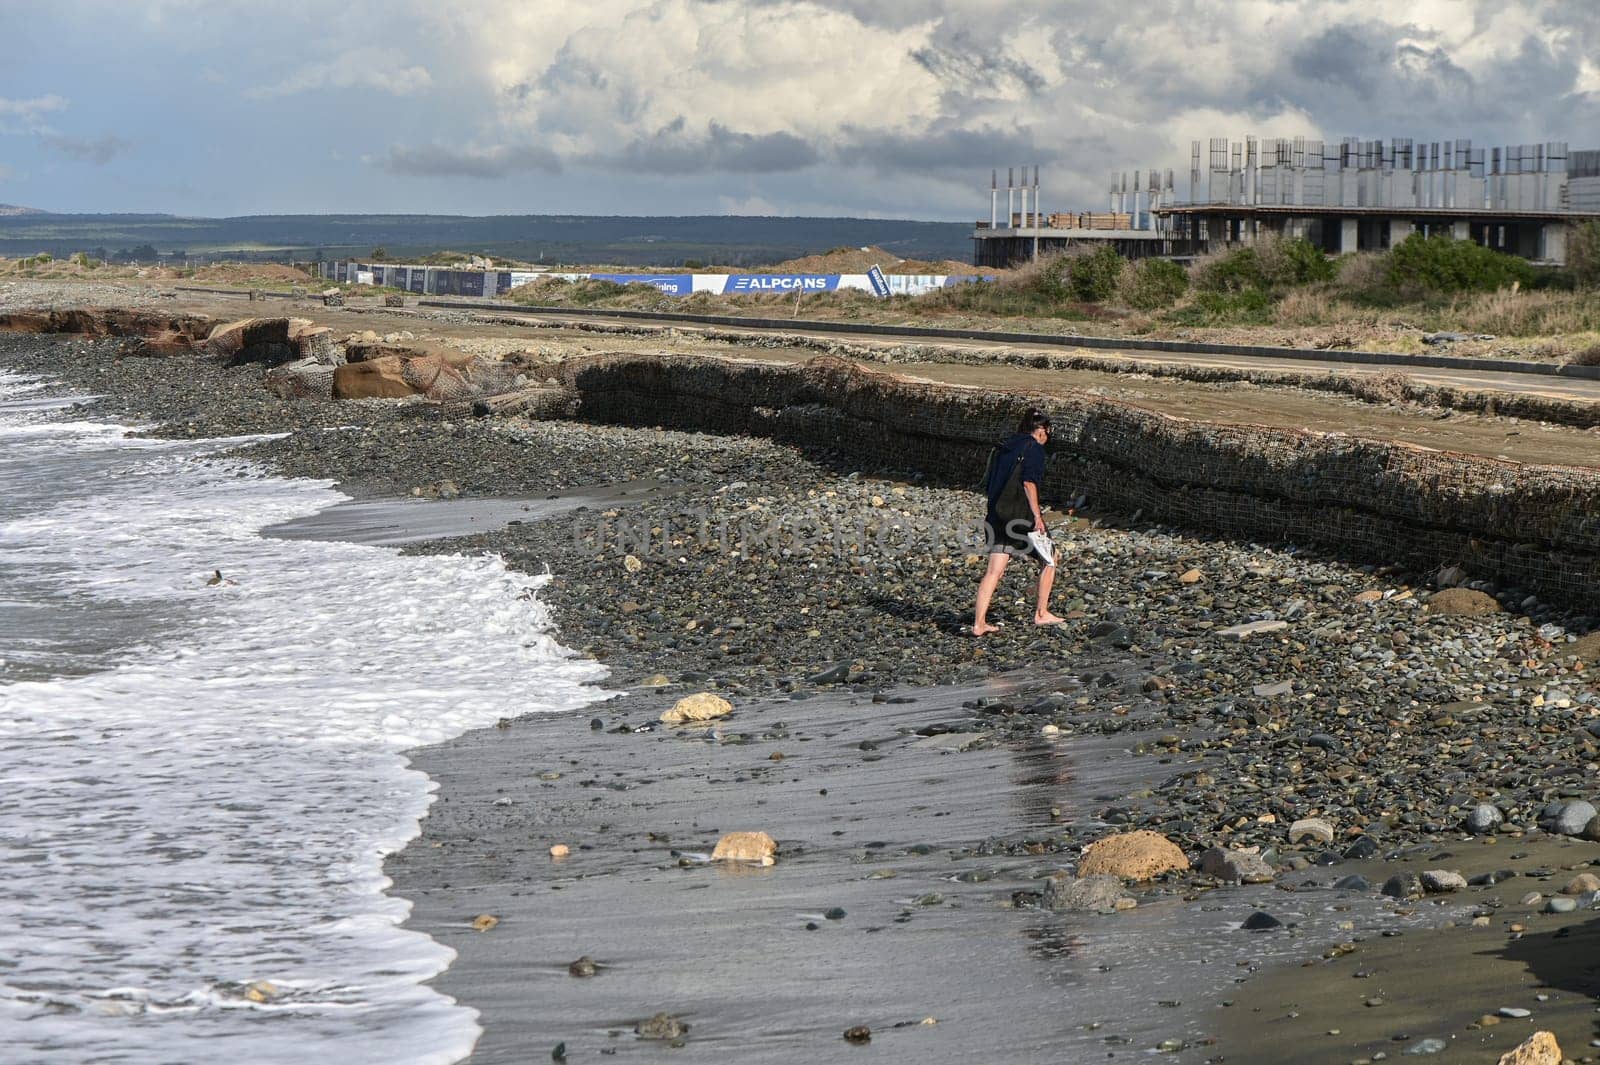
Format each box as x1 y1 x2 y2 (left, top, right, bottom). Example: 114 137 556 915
0 204 44 217
0 212 976 268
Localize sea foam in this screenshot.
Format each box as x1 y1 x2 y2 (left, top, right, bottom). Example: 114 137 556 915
0 374 605 1063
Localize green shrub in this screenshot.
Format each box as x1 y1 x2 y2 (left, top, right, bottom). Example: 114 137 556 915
1386 233 1534 295
1166 287 1273 326
1257 237 1336 286
1068 245 1124 302
1569 221 1600 290
1013 253 1071 303
1193 247 1265 293
1124 258 1189 309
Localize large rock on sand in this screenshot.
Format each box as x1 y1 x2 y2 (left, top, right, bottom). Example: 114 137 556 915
1077 831 1189 880
1425 587 1502 616
660 692 733 725
1198 847 1276 883
332 351 511 402
1043 873 1132 913
711 831 777 864
1498 1031 1561 1065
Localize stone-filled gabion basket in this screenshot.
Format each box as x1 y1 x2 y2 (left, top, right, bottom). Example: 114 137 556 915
562 352 1600 610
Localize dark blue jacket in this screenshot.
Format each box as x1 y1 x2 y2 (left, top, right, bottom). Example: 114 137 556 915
985 433 1045 505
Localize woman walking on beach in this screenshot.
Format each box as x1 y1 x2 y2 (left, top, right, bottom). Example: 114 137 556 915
972 409 1064 636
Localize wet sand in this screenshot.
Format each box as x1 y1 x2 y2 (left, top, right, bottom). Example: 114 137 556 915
387 674 1447 1064
264 480 677 547
1220 835 1600 1064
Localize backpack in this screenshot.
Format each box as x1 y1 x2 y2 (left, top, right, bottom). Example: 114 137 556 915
983 444 1032 530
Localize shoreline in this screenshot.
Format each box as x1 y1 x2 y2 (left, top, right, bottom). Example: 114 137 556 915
3 326 1599 1062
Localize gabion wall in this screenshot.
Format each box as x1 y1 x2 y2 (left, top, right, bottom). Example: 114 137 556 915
565 352 1600 608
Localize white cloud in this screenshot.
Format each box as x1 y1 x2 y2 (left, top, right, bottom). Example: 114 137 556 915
0 95 69 132
0 95 68 118
379 0 1597 213
36 0 1587 215
251 46 432 98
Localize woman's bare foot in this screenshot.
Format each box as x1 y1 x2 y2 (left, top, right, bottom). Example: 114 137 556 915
1034 611 1067 626
971 621 1002 637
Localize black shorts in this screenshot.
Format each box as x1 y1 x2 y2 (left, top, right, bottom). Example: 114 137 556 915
985 510 1052 564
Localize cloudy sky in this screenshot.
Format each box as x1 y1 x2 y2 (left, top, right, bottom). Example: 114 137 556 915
1 0 1597 219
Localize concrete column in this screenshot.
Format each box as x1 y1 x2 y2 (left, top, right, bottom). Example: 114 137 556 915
1541 224 1569 265
1451 219 1469 240
1389 220 1414 247
1339 218 1359 254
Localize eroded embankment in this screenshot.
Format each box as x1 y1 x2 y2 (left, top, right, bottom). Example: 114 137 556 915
560 352 1600 611
6 307 1597 610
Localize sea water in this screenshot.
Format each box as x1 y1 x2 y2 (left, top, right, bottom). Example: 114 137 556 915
0 371 605 1063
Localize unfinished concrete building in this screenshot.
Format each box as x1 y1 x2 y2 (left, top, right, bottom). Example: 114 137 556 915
971 165 1191 268
1157 136 1600 263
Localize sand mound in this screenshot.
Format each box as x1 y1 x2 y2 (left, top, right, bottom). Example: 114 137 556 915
193 263 314 285
768 245 989 276
1425 587 1503 616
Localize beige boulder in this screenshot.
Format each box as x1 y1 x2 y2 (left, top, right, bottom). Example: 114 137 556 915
660 692 732 725
1425 587 1502 616
711 831 777 864
333 356 416 399
1497 1031 1561 1065
1077 831 1189 880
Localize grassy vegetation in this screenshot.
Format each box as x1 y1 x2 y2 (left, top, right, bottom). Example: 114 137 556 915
910 230 1600 361
505 229 1600 361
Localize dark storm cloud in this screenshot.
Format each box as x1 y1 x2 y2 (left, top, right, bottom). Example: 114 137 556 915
911 38 1048 95
838 124 1075 177
602 119 820 175
379 142 563 178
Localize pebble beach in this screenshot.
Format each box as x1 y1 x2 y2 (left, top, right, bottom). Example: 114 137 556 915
4 322 1600 1063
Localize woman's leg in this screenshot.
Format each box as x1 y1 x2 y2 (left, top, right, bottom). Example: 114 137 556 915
1034 560 1065 625
973 551 1011 635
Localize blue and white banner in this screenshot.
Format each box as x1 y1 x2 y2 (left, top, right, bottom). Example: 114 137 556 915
724 274 841 294
333 261 996 299
587 273 693 296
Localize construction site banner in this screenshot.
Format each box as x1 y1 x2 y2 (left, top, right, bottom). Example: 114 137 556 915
723 274 841 293
325 261 992 299
586 273 694 296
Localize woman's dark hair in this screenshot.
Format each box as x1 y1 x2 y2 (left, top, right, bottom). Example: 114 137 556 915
1016 408 1053 435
